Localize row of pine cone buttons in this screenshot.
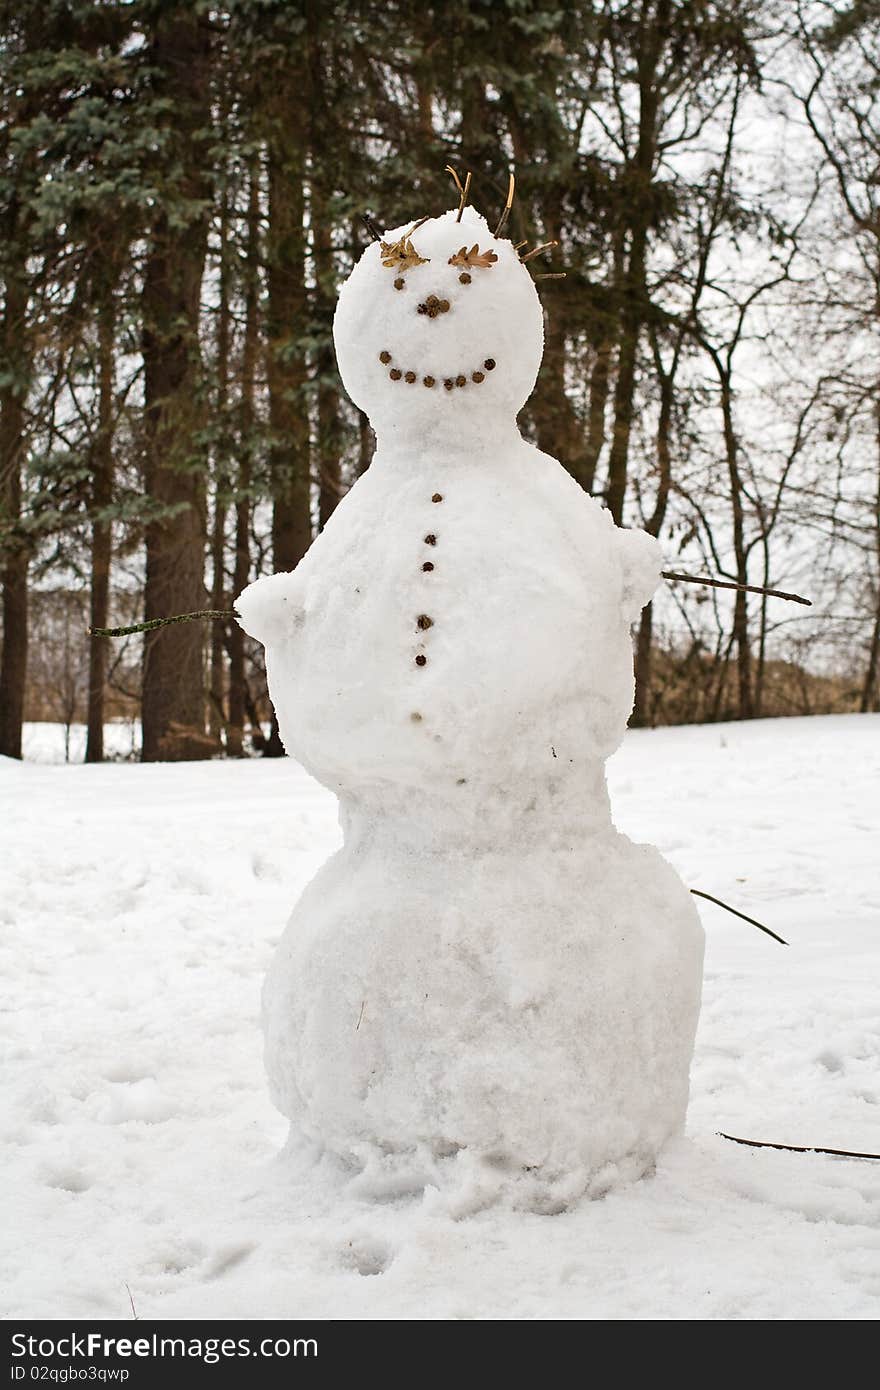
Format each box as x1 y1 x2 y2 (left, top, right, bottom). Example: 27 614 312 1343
379 350 495 390
414 493 443 667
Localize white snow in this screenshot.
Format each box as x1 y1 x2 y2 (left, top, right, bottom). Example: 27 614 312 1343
3 714 879 1319
236 207 703 1200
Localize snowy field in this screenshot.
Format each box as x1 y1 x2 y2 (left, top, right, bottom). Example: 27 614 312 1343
3 714 879 1321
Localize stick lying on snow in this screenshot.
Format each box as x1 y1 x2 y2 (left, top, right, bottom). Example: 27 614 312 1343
690 888 788 945
719 1133 880 1161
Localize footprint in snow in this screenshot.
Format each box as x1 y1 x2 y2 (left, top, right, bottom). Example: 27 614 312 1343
202 1243 256 1279
816 1050 845 1074
44 1167 92 1194
251 853 282 882
339 1235 395 1277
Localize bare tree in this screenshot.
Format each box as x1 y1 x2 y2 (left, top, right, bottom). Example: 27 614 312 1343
791 0 880 710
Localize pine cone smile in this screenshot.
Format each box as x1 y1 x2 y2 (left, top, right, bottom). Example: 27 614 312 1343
377 351 497 390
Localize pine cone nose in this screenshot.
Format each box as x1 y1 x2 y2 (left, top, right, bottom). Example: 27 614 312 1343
417 294 451 319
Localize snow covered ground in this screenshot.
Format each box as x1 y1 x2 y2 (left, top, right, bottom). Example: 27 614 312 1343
3 714 879 1320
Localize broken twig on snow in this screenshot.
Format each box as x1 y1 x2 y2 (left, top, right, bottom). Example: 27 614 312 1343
690 889 788 946
719 1133 880 1161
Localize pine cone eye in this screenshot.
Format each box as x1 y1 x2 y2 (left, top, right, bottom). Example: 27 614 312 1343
448 244 499 270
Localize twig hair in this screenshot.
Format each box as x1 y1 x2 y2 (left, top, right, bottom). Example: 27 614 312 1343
520 240 559 263
494 172 515 237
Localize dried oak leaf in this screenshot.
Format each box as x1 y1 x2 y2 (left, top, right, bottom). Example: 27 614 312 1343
448 244 499 270
380 237 428 272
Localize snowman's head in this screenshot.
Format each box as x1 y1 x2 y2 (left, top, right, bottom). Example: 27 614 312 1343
333 204 545 439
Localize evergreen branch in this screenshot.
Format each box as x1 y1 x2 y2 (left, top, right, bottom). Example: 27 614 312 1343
690 889 788 945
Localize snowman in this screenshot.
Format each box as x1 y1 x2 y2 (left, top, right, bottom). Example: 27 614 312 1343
236 180 704 1209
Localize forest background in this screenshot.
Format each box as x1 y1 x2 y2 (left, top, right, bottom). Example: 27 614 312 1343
2 0 879 763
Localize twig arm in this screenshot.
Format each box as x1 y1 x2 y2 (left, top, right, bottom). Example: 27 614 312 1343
663 571 812 607
89 610 238 638
90 576 811 639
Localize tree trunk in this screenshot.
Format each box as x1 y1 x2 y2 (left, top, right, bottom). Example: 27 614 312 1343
583 231 625 497
858 404 880 712
266 104 311 574
208 503 227 742
264 88 312 759
605 225 648 525
356 410 375 478
85 286 116 762
633 600 654 726
532 291 592 489
208 163 232 746
227 165 259 757
582 334 613 494
720 371 753 720
862 602 880 714
459 75 493 176
0 237 30 761
604 1 669 523
315 217 342 528
633 338 674 723
754 535 771 720
308 22 341 531
140 9 212 762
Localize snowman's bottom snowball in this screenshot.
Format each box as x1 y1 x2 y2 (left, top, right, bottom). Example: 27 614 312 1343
264 825 703 1210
